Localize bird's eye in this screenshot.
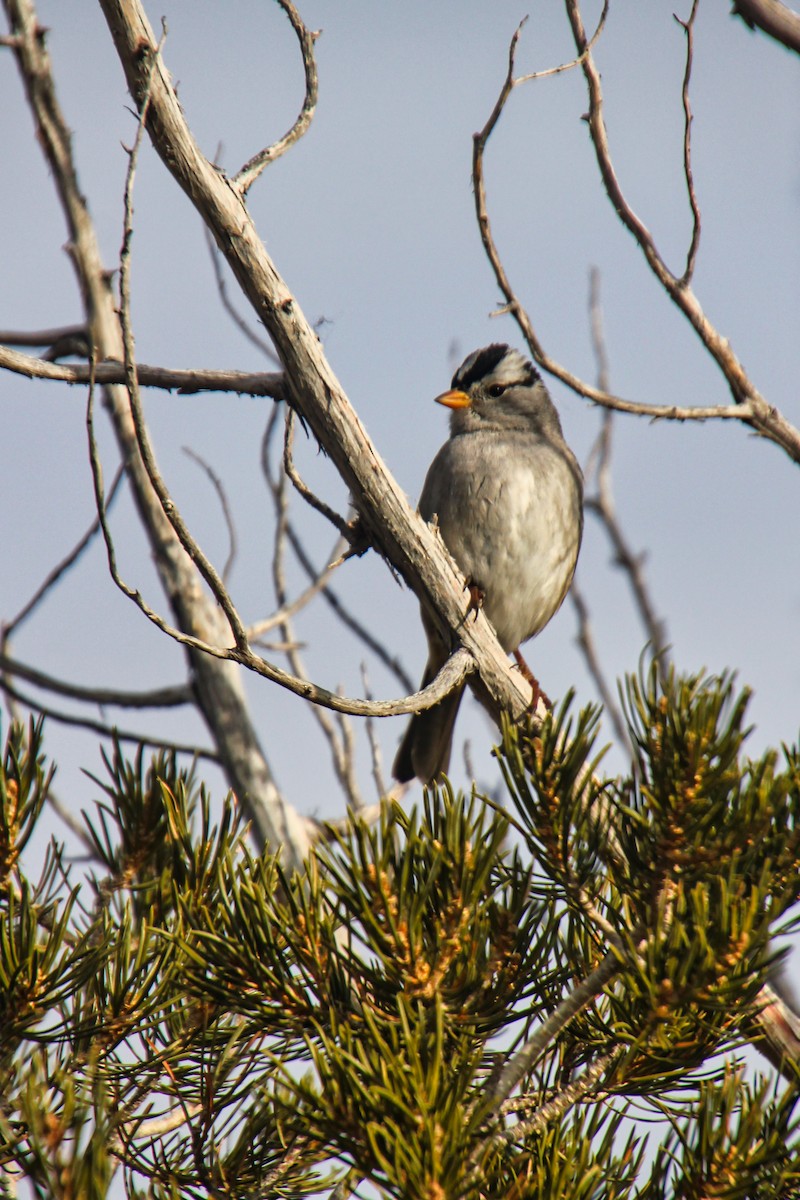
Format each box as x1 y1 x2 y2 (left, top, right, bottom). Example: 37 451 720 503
487 383 506 398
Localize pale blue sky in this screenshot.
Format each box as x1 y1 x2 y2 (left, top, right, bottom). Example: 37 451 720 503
1 3 798 842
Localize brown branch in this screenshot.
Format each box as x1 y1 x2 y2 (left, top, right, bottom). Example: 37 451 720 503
182 446 238 584
232 0 319 195
2 0 310 861
204 225 280 361
471 9 800 462
0 343 288 397
732 0 800 53
564 0 800 461
1 463 125 641
675 1 702 285
0 678 218 761
96 0 543 766
0 654 190 710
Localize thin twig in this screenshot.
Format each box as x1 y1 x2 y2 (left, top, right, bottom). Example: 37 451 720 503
361 662 388 802
116 40 250 653
284 406 350 536
589 271 668 661
0 654 190 710
182 445 238 583
0 679 218 761
498 1047 620 1142
203 224 280 361
233 0 319 195
570 582 631 752
469 7 800 462
1 463 125 641
261 413 416 693
271 414 364 810
564 0 800 459
248 536 346 640
675 1 702 285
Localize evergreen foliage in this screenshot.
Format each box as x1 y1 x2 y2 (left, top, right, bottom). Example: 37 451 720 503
1 665 800 1198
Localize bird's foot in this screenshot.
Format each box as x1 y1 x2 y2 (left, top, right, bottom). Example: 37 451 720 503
513 649 551 712
465 579 486 621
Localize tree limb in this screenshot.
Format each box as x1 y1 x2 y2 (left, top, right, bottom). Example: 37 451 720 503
96 0 545 752
732 0 800 53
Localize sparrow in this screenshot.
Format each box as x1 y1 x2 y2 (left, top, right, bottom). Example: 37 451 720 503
393 343 583 785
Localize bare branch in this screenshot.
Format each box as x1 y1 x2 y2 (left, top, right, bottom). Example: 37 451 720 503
751 981 800 1077
232 0 319 195
0 323 90 359
1 463 125 642
2 0 310 859
117 54 251 655
0 654 190 710
499 1048 620 1141
482 948 621 1114
564 0 800 460
182 446 238 584
0 343 288 397
471 8 800 462
583 404 669 665
247 537 347 641
675 1 702 284
732 0 800 53
85 365 473 721
361 663 388 803
269 431 364 810
261 411 416 695
570 582 630 751
204 225 280 361
284 406 351 537
0 677 217 761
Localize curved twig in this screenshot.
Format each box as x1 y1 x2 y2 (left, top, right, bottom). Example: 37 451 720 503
283 406 350 537
564 0 800 460
117 48 251 653
182 446 238 583
471 8 800 463
232 0 319 195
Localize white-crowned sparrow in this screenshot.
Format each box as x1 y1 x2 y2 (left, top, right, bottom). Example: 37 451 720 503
393 343 583 784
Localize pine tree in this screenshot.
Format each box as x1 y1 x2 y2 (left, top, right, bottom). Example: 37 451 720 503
2 663 800 1198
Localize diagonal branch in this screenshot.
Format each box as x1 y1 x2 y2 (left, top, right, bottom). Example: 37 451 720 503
97 0 543 752
731 0 800 53
2 0 310 864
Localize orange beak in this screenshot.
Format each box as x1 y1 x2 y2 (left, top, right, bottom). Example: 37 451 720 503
434 388 471 409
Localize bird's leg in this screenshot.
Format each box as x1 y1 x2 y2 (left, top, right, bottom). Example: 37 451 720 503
513 648 551 712
465 579 485 621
